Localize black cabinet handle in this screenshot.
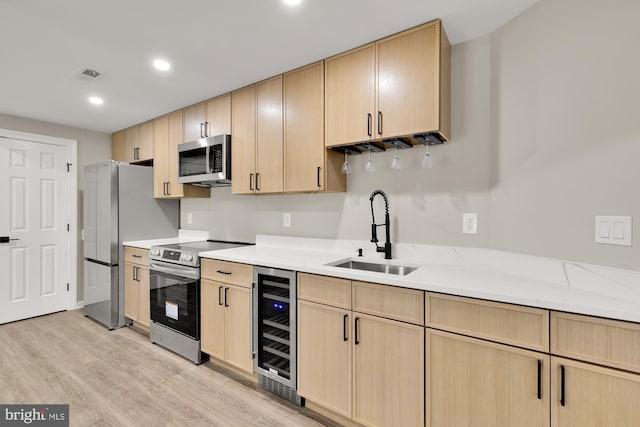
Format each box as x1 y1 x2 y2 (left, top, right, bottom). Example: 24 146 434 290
204 121 209 137
216 270 232 275
132 267 136 281
249 173 254 191
163 182 167 196
377 111 383 135
560 365 566 406
200 122 205 138
218 286 223 306
166 182 170 196
367 113 372 137
132 254 141 258
343 314 348 342
256 173 260 191
354 317 360 345
316 167 321 188
224 287 229 307
537 359 542 400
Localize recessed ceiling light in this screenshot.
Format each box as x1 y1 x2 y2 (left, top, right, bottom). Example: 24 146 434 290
283 0 302 5
153 59 171 71
88 96 104 105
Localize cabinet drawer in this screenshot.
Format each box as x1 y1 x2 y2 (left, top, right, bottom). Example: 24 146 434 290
427 293 549 352
123 246 149 266
551 311 640 374
297 273 351 309
352 281 424 325
201 259 252 287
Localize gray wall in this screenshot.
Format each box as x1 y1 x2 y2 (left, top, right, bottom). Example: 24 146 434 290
0 112 112 301
184 0 640 272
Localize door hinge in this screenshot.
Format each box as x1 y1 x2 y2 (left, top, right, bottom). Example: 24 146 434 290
67 224 70 232
66 163 72 172
66 283 69 291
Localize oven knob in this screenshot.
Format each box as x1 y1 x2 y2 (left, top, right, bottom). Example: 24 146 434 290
183 254 194 262
150 249 160 256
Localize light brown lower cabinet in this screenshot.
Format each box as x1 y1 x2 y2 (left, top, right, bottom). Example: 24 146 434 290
551 356 640 427
123 261 150 327
353 313 424 427
297 300 352 418
201 279 253 373
426 329 550 427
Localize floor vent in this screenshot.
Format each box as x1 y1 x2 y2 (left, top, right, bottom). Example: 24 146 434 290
258 375 304 406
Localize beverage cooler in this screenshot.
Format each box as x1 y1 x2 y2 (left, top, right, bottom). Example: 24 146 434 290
252 266 302 405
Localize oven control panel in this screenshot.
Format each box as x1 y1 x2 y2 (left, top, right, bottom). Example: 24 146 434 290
149 246 200 268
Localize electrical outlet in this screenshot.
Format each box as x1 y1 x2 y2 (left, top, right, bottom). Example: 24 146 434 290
283 213 291 228
463 213 478 234
187 213 193 225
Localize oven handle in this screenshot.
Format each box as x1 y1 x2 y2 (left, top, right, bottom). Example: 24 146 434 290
149 260 200 280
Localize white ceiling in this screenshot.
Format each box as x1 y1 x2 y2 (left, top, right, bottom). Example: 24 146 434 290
0 0 538 134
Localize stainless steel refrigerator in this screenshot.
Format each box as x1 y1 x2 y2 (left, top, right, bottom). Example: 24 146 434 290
83 161 179 329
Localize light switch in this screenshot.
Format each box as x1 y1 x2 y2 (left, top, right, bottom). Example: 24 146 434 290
595 216 632 246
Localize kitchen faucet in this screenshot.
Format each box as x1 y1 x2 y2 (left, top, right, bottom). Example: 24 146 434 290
369 190 392 259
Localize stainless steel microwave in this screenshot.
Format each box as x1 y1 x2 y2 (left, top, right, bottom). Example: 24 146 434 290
177 134 231 187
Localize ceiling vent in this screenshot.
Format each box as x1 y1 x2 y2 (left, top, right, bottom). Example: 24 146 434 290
72 67 103 82
81 68 100 78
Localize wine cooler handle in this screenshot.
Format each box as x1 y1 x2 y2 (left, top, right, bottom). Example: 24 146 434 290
250 283 256 359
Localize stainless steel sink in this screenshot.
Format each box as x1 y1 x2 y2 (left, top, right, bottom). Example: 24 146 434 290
326 258 419 276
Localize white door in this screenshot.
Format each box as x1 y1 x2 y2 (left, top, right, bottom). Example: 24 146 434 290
0 137 70 324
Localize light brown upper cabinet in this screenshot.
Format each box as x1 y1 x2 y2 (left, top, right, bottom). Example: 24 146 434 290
284 62 345 193
325 19 450 148
111 130 126 161
183 94 231 143
112 122 153 163
232 76 283 195
153 111 210 199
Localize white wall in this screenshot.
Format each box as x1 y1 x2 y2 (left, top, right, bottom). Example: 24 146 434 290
0 113 112 301
487 0 640 269
183 0 640 272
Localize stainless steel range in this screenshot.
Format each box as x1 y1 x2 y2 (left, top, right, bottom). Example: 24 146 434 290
148 240 248 364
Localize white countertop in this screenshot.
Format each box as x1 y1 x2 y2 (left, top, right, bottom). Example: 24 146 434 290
200 235 640 324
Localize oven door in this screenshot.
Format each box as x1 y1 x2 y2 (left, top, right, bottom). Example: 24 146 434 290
149 260 200 340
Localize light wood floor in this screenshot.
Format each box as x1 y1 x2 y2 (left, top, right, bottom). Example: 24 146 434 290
0 310 338 427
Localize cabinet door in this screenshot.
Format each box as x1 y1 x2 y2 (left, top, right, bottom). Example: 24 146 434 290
183 102 206 143
427 329 550 427
232 85 257 195
123 262 139 321
325 44 375 147
201 280 226 361
284 62 325 192
353 313 424 427
225 284 253 373
206 94 231 136
137 266 150 327
124 126 138 162
298 300 352 418
377 21 440 139
551 357 640 427
166 110 185 198
112 130 126 161
256 76 283 194
153 115 169 198
137 121 154 161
